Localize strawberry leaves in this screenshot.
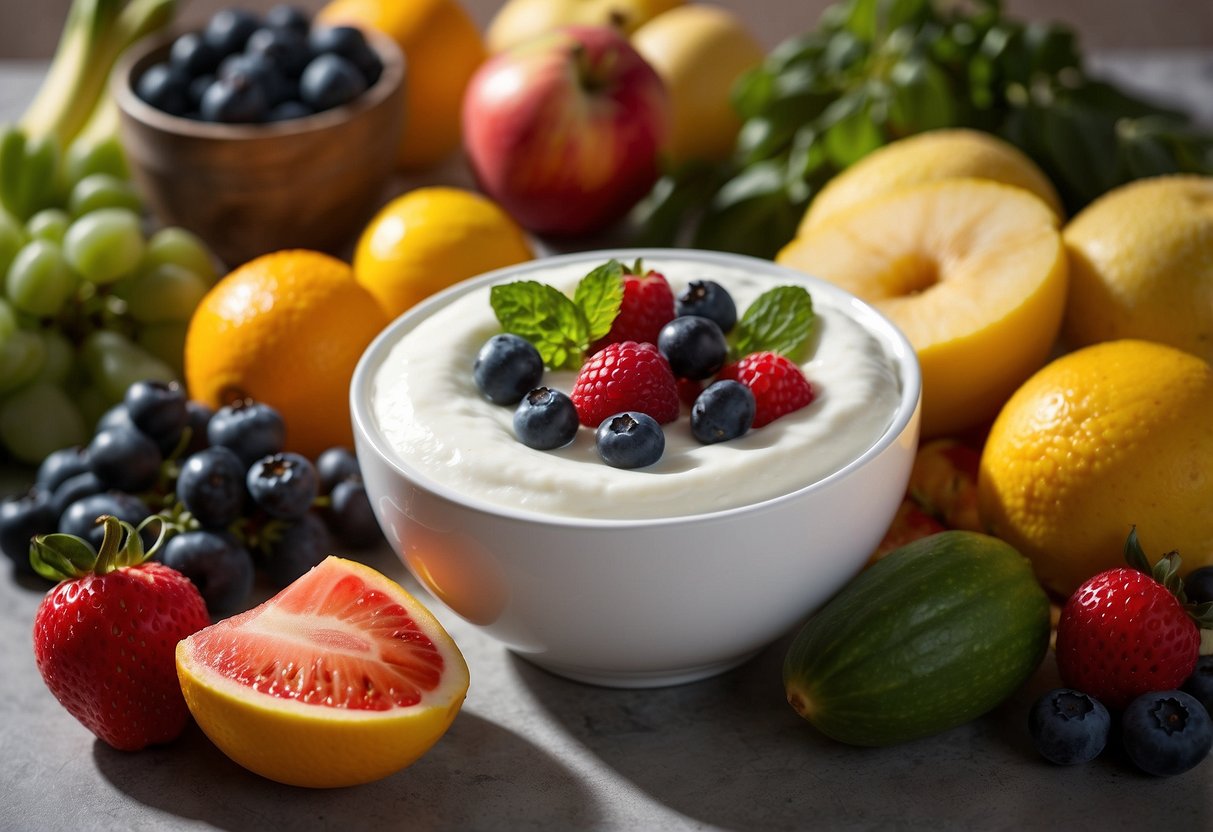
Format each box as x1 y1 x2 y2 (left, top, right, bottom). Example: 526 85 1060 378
30 515 175 582
491 260 625 370
1123 526 1213 629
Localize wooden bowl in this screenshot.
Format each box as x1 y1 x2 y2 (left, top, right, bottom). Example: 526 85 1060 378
113 30 405 268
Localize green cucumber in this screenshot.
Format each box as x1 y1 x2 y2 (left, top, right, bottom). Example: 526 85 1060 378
783 530 1050 747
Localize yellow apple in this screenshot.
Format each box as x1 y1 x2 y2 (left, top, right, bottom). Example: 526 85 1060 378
486 0 683 54
631 5 765 164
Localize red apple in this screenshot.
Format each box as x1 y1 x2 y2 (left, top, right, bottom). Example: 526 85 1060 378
461 25 669 237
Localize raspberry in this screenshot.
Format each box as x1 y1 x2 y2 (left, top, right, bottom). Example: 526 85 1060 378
594 268 675 348
718 352 814 427
571 341 679 427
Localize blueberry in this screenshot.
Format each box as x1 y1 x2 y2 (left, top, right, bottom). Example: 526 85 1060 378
676 280 737 333
218 52 291 104
184 400 215 456
187 73 216 109
513 387 578 450
1185 566 1213 605
0 490 56 575
49 471 106 519
315 446 360 494
135 63 190 116
35 446 90 493
1183 656 1213 715
176 446 247 528
161 529 254 615
125 380 188 445
473 334 544 405
299 54 367 112
1027 688 1110 765
200 73 269 123
309 26 382 88
96 402 135 434
246 26 310 77
690 380 755 445
264 4 310 36
58 492 151 550
87 426 162 492
247 452 319 519
1122 689 1213 777
262 511 332 587
169 32 221 77
595 412 664 469
204 8 261 55
207 399 285 465
265 100 313 122
657 315 727 380
324 478 382 549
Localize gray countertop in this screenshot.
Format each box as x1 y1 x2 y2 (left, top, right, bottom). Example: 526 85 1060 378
3 52 1213 831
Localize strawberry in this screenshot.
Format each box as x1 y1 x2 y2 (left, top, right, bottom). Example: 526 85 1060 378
31 515 210 751
717 351 815 427
1055 528 1213 711
570 341 679 427
592 263 675 348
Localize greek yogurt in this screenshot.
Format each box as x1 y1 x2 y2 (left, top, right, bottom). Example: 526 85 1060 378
369 256 904 520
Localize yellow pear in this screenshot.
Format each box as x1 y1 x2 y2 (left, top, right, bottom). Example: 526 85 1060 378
632 5 765 164
486 0 683 54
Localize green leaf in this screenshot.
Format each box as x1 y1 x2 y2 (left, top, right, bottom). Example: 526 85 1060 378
1123 526 1150 574
573 260 624 343
731 67 776 121
692 162 802 258
824 100 885 167
29 532 97 582
731 285 816 361
491 281 589 370
888 58 957 133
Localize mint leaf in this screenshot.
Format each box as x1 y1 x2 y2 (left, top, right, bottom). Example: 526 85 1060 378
573 260 624 343
491 281 589 370
731 285 816 361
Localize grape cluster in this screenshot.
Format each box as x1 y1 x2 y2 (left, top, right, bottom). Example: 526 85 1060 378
0 379 383 616
0 161 219 464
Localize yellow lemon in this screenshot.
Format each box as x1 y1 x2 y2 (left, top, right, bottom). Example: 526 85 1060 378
799 128 1063 235
184 250 389 459
319 0 486 170
777 178 1067 438
486 0 683 54
978 340 1213 597
176 557 470 789
353 187 534 319
1063 174 1213 363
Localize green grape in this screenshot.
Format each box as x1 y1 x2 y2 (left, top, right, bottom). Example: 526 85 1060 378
0 214 26 279
65 136 130 187
136 321 188 377
0 329 46 395
33 328 74 386
5 239 79 317
0 381 87 464
69 173 143 218
63 208 145 285
71 381 110 432
125 263 208 324
81 329 176 402
141 226 220 285
26 208 71 243
0 298 17 344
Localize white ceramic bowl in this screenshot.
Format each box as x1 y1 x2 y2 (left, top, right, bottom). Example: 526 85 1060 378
351 249 921 688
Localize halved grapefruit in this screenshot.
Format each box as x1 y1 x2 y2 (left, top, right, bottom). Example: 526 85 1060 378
176 557 469 788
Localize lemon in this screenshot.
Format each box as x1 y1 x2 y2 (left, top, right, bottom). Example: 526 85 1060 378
799 128 1063 235
353 187 535 319
176 557 470 789
1063 174 1213 363
978 339 1213 596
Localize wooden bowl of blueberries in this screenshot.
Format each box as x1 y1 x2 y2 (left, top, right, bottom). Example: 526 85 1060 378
113 5 405 268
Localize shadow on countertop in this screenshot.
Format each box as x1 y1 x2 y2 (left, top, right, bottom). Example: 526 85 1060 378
93 710 598 831
515 633 1213 832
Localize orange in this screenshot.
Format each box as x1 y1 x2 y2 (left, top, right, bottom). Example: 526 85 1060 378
184 250 388 458
978 340 1213 597
353 186 534 319
777 178 1067 438
319 0 486 170
177 557 469 788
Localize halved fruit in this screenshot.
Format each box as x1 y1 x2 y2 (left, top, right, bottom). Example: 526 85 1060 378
176 557 469 789
777 178 1067 438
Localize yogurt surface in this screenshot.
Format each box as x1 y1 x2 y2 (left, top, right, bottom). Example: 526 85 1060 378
370 257 904 520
